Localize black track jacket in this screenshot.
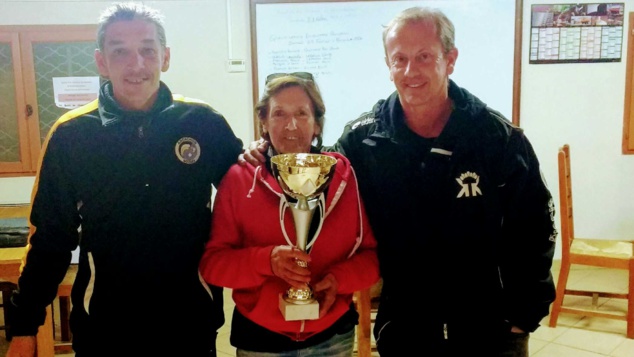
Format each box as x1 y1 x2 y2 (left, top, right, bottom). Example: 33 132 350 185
329 80 557 352
11 81 243 356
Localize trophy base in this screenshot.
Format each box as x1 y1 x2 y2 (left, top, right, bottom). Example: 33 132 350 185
278 294 319 321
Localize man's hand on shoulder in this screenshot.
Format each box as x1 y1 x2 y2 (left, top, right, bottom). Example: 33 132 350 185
6 336 36 357
238 138 268 167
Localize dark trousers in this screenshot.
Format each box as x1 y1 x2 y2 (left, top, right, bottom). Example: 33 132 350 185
376 323 529 357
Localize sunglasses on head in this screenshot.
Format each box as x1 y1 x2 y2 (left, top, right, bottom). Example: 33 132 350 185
265 72 314 84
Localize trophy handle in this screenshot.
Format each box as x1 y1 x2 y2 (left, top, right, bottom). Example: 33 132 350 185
279 196 294 247
306 193 326 251
278 193 326 251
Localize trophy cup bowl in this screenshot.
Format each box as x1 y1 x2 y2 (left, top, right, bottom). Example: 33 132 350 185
271 153 338 203
270 153 337 320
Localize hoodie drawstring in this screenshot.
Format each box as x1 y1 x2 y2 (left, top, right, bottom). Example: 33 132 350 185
246 166 262 198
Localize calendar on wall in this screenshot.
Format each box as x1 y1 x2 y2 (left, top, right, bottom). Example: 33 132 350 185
529 3 624 63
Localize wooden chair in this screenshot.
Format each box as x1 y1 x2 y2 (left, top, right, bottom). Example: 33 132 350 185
548 144 634 338
353 279 381 357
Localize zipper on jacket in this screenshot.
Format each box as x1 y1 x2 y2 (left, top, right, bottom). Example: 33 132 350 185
138 126 144 138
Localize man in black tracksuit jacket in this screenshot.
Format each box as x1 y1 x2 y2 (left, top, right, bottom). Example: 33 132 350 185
329 80 556 355
322 7 557 356
8 3 243 356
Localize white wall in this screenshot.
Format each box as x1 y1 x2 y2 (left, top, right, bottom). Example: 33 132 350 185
1 0 633 260
521 0 634 259
0 177 35 204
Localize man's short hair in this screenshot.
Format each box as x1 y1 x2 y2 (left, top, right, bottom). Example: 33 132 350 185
97 2 166 51
382 7 455 55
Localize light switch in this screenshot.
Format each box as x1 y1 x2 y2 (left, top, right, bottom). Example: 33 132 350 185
227 59 246 72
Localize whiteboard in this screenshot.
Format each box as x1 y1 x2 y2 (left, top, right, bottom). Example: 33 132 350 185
250 0 521 146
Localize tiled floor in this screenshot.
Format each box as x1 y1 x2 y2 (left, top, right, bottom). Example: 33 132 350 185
0 205 632 356
530 264 634 357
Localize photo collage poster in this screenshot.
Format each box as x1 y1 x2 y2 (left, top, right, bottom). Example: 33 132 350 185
530 3 624 63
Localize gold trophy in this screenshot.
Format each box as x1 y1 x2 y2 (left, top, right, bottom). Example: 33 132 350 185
270 153 337 321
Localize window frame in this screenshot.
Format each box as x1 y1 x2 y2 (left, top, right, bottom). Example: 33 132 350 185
0 25 98 176
623 12 634 154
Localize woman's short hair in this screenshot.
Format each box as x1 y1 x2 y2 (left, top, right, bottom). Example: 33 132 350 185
255 74 325 148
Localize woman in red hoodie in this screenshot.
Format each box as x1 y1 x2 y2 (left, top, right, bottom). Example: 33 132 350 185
199 73 379 356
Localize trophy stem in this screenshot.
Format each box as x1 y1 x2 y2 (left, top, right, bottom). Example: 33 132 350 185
285 197 318 307
289 197 317 253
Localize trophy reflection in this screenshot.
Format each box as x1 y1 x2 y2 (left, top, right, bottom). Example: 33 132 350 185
270 153 337 321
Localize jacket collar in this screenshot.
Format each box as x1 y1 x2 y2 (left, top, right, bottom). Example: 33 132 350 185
97 81 174 127
367 79 487 153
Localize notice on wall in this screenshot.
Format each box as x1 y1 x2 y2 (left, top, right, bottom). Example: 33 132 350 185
53 76 99 109
529 3 624 63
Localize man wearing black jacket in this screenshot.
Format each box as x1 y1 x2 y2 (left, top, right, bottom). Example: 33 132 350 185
7 3 242 356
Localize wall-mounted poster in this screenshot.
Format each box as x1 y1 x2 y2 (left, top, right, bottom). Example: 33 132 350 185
530 3 624 63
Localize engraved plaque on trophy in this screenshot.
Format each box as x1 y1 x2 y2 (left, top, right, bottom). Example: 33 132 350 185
270 153 337 321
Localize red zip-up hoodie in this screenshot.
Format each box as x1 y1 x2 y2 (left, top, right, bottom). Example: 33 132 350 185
199 151 379 343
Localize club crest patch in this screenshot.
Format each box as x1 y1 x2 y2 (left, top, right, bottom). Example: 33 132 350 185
175 137 200 164
456 171 482 198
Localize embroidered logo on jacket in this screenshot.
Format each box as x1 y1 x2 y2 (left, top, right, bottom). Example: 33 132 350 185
456 171 482 198
351 117 376 130
175 137 201 164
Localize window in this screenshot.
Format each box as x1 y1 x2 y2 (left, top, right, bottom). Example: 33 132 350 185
0 25 98 176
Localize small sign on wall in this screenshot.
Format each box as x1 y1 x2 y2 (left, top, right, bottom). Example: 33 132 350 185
529 3 624 63
53 76 99 109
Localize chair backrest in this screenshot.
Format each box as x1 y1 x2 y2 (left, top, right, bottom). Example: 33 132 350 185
558 144 574 259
